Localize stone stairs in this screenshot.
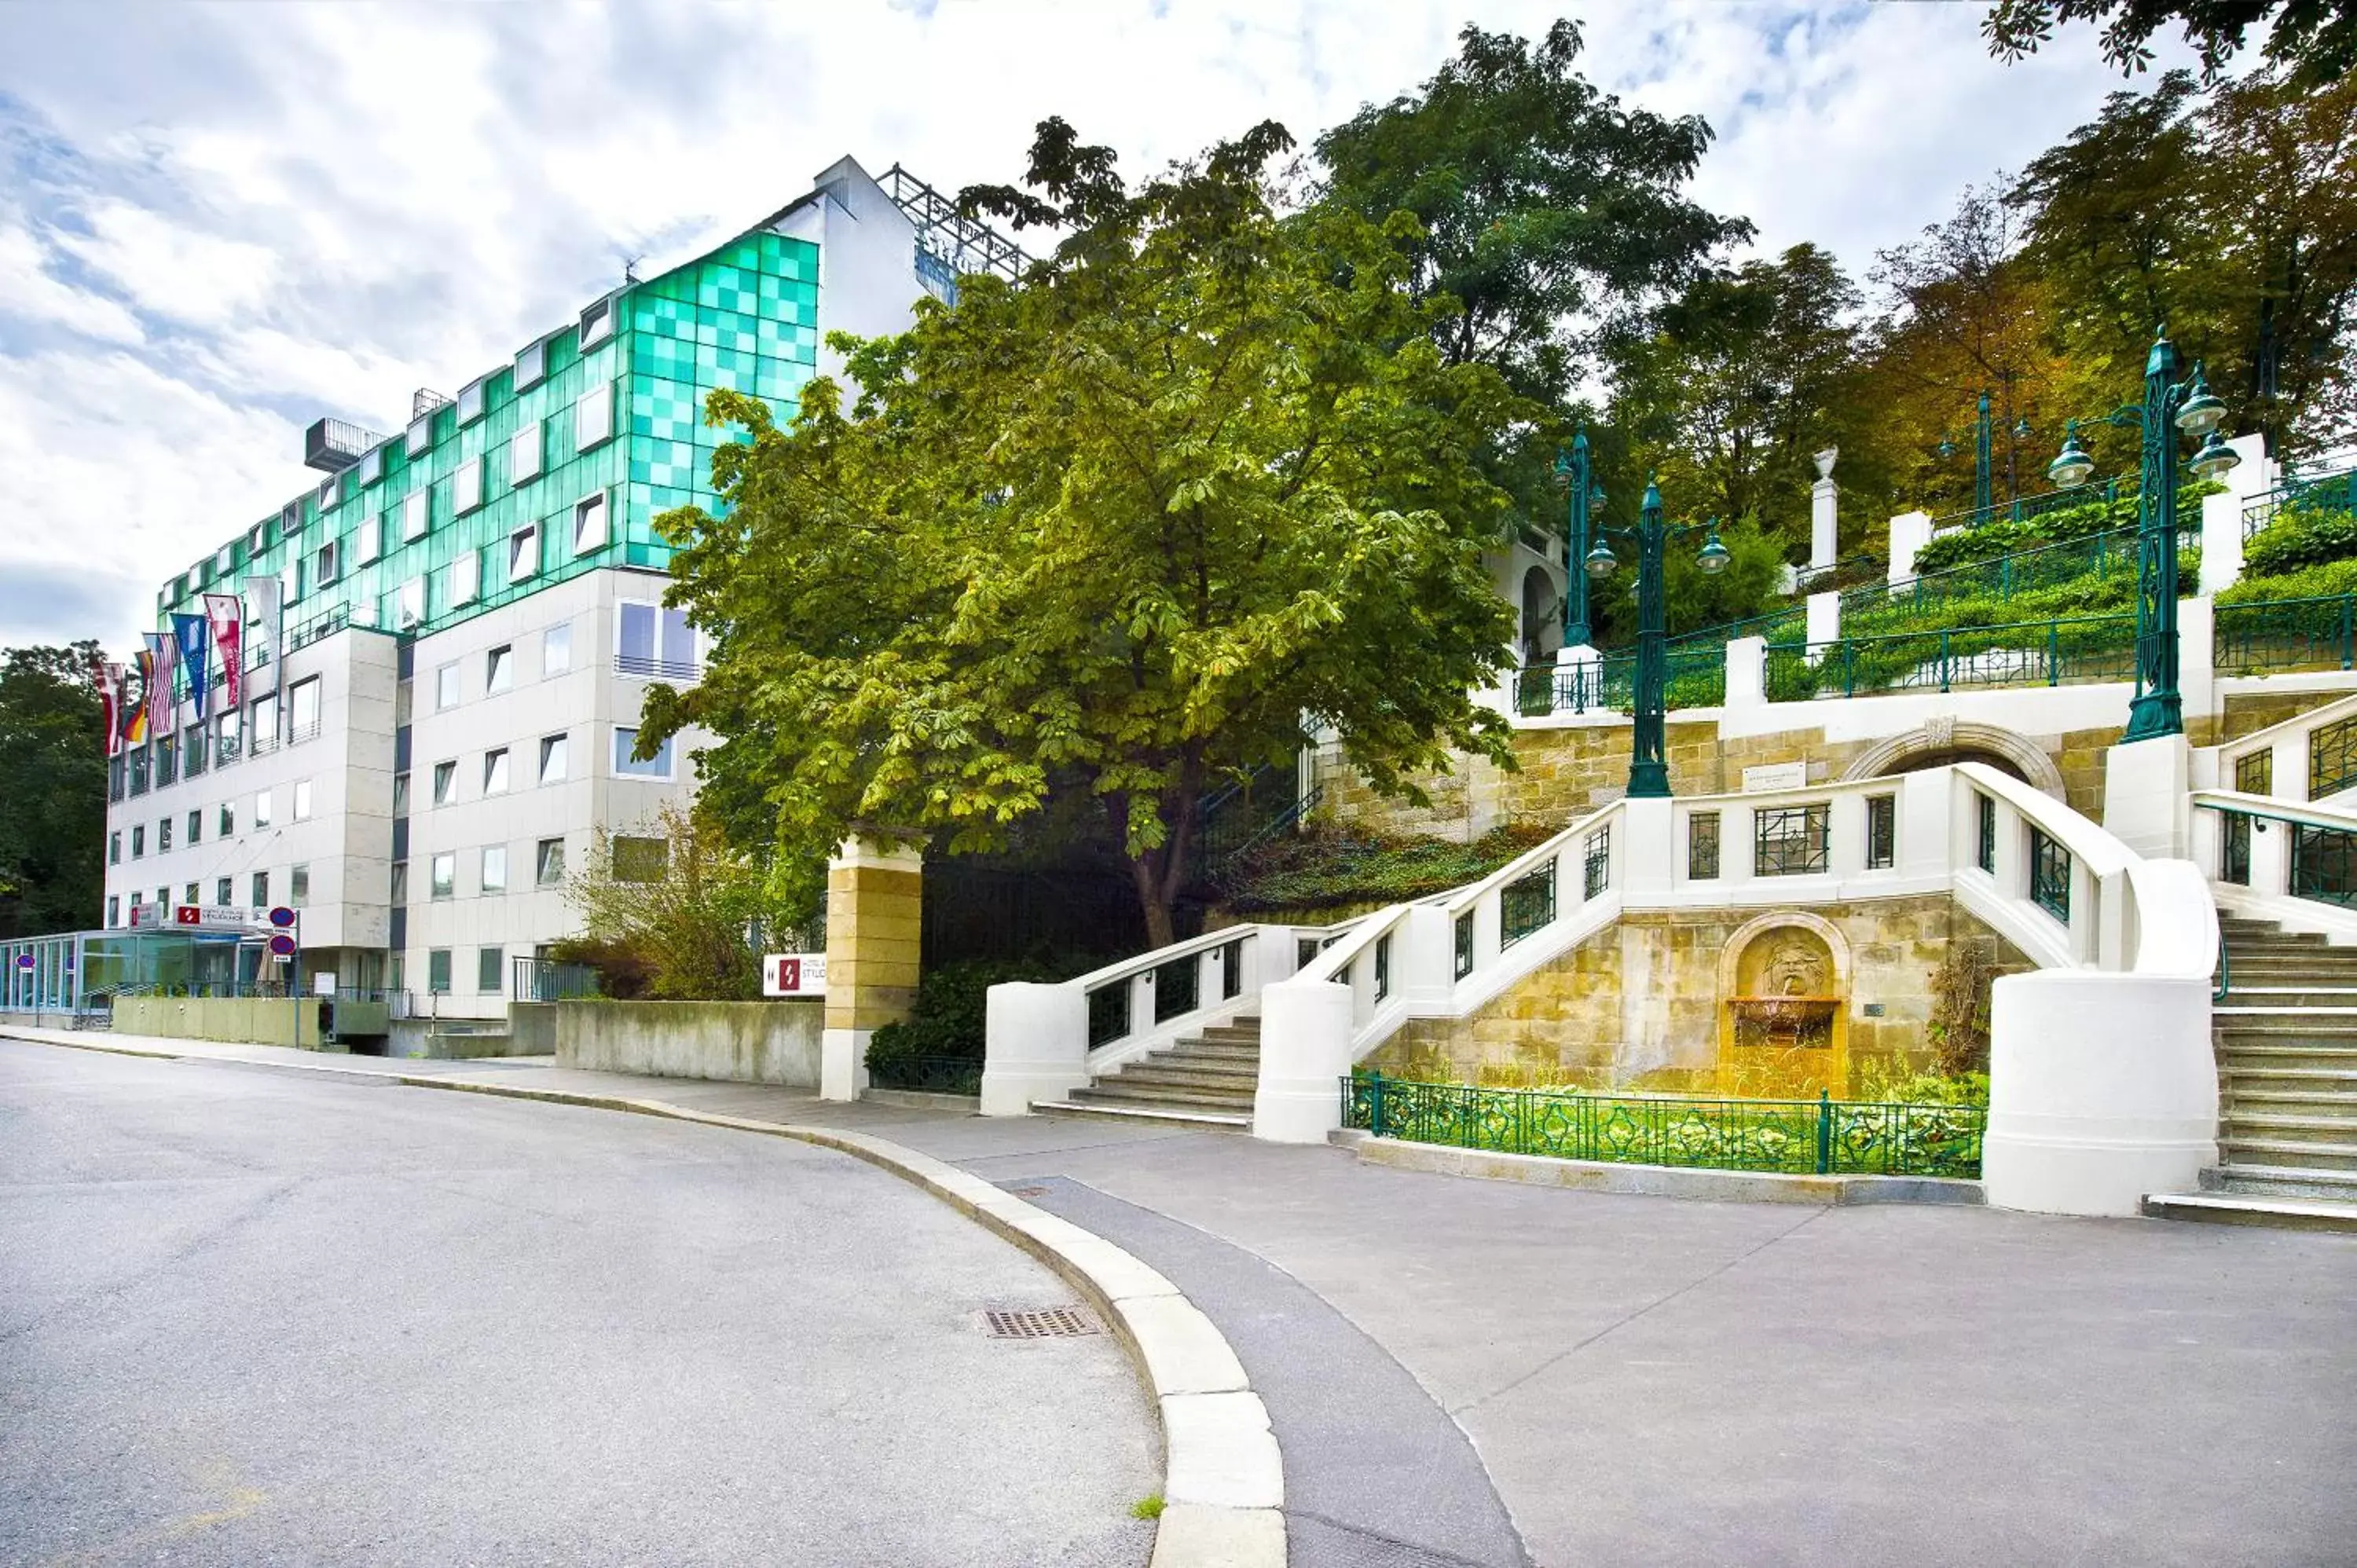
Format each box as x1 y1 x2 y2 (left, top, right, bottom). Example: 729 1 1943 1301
2143 915 2357 1233
1032 1016 1259 1130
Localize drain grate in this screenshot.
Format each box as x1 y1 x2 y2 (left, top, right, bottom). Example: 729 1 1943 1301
984 1306 1102 1339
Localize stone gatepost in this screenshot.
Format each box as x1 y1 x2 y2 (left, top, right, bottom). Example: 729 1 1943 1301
819 833 923 1101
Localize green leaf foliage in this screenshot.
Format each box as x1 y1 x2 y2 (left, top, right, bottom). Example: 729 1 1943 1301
863 954 1093 1067
643 119 1533 945
2244 501 2357 576
0 643 107 940
1213 825 1554 914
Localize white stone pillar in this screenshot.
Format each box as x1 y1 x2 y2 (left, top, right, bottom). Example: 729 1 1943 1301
980 981 1090 1116
1810 448 1839 572
2102 734 2193 858
1619 797 1674 898
1805 590 1840 662
1252 975 1354 1144
2198 432 2276 597
1888 511 1933 586
1724 636 1767 712
1982 971 2218 1216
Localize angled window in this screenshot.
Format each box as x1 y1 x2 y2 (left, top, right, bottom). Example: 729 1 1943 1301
359 446 384 487
486 645 513 694
435 662 460 711
580 296 614 346
508 525 539 584
538 732 568 783
611 726 674 779
449 548 481 606
354 515 382 566
483 747 510 794
570 492 608 555
390 861 409 903
456 379 486 426
453 457 484 517
405 410 434 457
313 540 339 585
396 577 427 629
432 760 456 805
536 837 566 886
514 339 546 390
574 382 614 453
511 419 543 485
184 881 199 907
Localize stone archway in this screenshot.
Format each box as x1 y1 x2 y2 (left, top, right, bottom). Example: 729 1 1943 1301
1838 718 2066 800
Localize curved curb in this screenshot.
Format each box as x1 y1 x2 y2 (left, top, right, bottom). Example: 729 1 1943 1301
0 1031 1285 1568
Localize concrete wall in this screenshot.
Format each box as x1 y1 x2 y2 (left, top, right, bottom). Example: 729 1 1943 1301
554 998 823 1087
114 995 330 1048
1364 896 2030 1096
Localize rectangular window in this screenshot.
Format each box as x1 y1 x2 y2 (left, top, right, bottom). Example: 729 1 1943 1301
453 456 483 516
427 948 453 995
401 489 429 541
184 720 207 777
482 844 508 893
110 754 125 802
215 706 241 764
431 852 456 899
215 876 232 906
2029 827 2071 923
359 447 383 487
574 381 614 452
617 602 695 679
1582 826 1610 900
185 881 199 907
457 378 486 426
2235 749 2273 795
390 860 410 903
288 676 320 742
580 296 614 346
293 779 313 820
611 727 674 779
317 473 339 511
130 825 144 859
1865 794 1897 870
280 562 299 607
613 836 669 883
314 540 339 585
570 492 608 554
253 788 273 828
290 863 310 907
405 411 434 458
187 809 201 844
109 830 122 865
159 816 171 852
396 576 427 628
106 895 119 928
436 664 460 710
515 338 546 389
507 525 538 584
1453 910 1475 980
483 749 510 794
1688 811 1720 880
478 945 504 994
356 514 382 566
544 621 573 674
449 548 481 606
1754 804 1831 877
1500 861 1556 947
251 691 278 751
486 645 512 694
392 771 410 816
537 837 566 885
432 760 456 805
1976 793 1997 874
156 734 177 787
251 870 269 907
539 733 568 783
2312 716 2357 800
219 801 235 836
128 746 148 796
2221 812 2252 886
511 420 542 485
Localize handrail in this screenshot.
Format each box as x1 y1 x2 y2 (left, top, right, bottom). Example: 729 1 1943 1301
1442 800 1620 917
2190 788 2357 835
1067 918 1347 999
1957 762 2135 881
2212 689 2357 770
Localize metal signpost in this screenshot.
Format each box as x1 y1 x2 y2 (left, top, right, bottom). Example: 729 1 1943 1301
268 907 300 1047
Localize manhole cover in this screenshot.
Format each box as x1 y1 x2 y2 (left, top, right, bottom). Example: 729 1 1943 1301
983 1306 1102 1339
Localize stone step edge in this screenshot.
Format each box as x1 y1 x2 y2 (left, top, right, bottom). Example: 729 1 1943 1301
1034 1098 1254 1129
0 1027 1285 1568
2141 1192 2357 1231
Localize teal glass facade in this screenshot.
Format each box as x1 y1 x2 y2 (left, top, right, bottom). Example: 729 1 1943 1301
155 229 820 663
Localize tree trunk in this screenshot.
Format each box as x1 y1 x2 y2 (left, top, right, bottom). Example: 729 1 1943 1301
1132 855 1176 950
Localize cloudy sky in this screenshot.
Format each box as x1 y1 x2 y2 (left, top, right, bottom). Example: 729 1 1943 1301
0 0 2185 657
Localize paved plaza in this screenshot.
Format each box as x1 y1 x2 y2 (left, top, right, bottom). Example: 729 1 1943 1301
6 1029 2355 1566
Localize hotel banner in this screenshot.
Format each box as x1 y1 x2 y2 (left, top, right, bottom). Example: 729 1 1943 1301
203 593 244 715
172 612 211 722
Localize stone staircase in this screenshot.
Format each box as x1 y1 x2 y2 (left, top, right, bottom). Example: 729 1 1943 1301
1033 1015 1260 1130
2143 914 2357 1233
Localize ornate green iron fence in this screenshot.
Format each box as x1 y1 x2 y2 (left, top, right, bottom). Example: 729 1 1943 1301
1341 1074 1987 1178
2242 465 2357 540
2308 715 2357 800
1754 803 1830 876
1516 647 1726 716
1928 472 2135 535
866 1053 983 1094
2029 826 2072 923
1767 614 2138 701
2292 822 2357 907
1500 862 1556 947
2215 594 2357 676
1852 521 2194 629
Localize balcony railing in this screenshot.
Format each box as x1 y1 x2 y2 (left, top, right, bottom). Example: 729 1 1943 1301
614 653 701 682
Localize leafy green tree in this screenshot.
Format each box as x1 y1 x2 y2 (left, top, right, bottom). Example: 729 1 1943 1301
1984 0 2355 85
556 804 801 1000
641 120 1531 945
1313 18 1753 405
0 643 107 941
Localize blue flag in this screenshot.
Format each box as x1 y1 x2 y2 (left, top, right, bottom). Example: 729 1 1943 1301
172 612 211 720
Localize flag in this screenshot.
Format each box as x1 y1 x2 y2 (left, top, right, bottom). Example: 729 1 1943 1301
243 574 281 697
203 593 243 716
126 646 153 745
145 629 178 738
172 613 211 721
91 657 121 758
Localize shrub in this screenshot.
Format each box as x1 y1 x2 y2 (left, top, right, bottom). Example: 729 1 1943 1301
1215 824 1555 913
865 953 1094 1068
2220 554 2357 606
2244 504 2357 577
546 934 651 999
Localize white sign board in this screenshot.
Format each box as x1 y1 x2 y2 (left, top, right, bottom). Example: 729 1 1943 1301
1743 762 1809 793
762 953 828 998
172 905 261 932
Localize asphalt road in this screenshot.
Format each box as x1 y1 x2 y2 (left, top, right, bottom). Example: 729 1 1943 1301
0 1042 1157 1567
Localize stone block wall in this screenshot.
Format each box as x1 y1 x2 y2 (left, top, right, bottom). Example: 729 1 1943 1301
555 998 824 1086
1365 896 2029 1097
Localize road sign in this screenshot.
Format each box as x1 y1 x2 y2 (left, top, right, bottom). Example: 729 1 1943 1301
762 953 828 998
267 932 299 957
13 954 30 970
268 906 298 929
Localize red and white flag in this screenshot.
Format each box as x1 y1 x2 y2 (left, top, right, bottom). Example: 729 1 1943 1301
92 657 122 757
203 593 244 716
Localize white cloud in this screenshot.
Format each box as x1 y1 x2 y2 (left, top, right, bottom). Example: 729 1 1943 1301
0 0 2193 656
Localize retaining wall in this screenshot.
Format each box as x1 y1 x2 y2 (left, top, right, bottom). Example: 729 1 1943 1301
555 998 824 1087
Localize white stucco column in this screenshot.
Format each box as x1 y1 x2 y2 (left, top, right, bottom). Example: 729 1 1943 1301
1982 971 2218 1216
979 981 1090 1116
2198 433 2276 597
1809 448 1839 571
1252 976 1353 1144
1805 590 1840 662
2102 734 2193 857
1888 511 1933 585
1724 636 1766 713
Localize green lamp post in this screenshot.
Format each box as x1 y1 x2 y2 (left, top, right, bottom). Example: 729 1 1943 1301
1553 433 1604 650
1938 387 2036 521
1583 475 1728 797
2047 329 2241 743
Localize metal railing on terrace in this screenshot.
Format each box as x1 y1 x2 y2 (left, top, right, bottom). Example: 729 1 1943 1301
2242 463 2357 540
1765 613 2139 701
2214 593 2357 676
1848 522 2198 630
865 1053 984 1095
614 652 702 682
1928 471 2137 535
512 957 599 1002
1343 1074 1988 1178
1514 647 1727 717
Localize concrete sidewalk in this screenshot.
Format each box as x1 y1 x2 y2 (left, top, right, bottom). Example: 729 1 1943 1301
17 1028 2357 1566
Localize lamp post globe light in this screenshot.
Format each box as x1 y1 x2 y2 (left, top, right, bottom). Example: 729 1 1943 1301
2047 328 2240 743
1583 474 1728 798
1553 431 1604 651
